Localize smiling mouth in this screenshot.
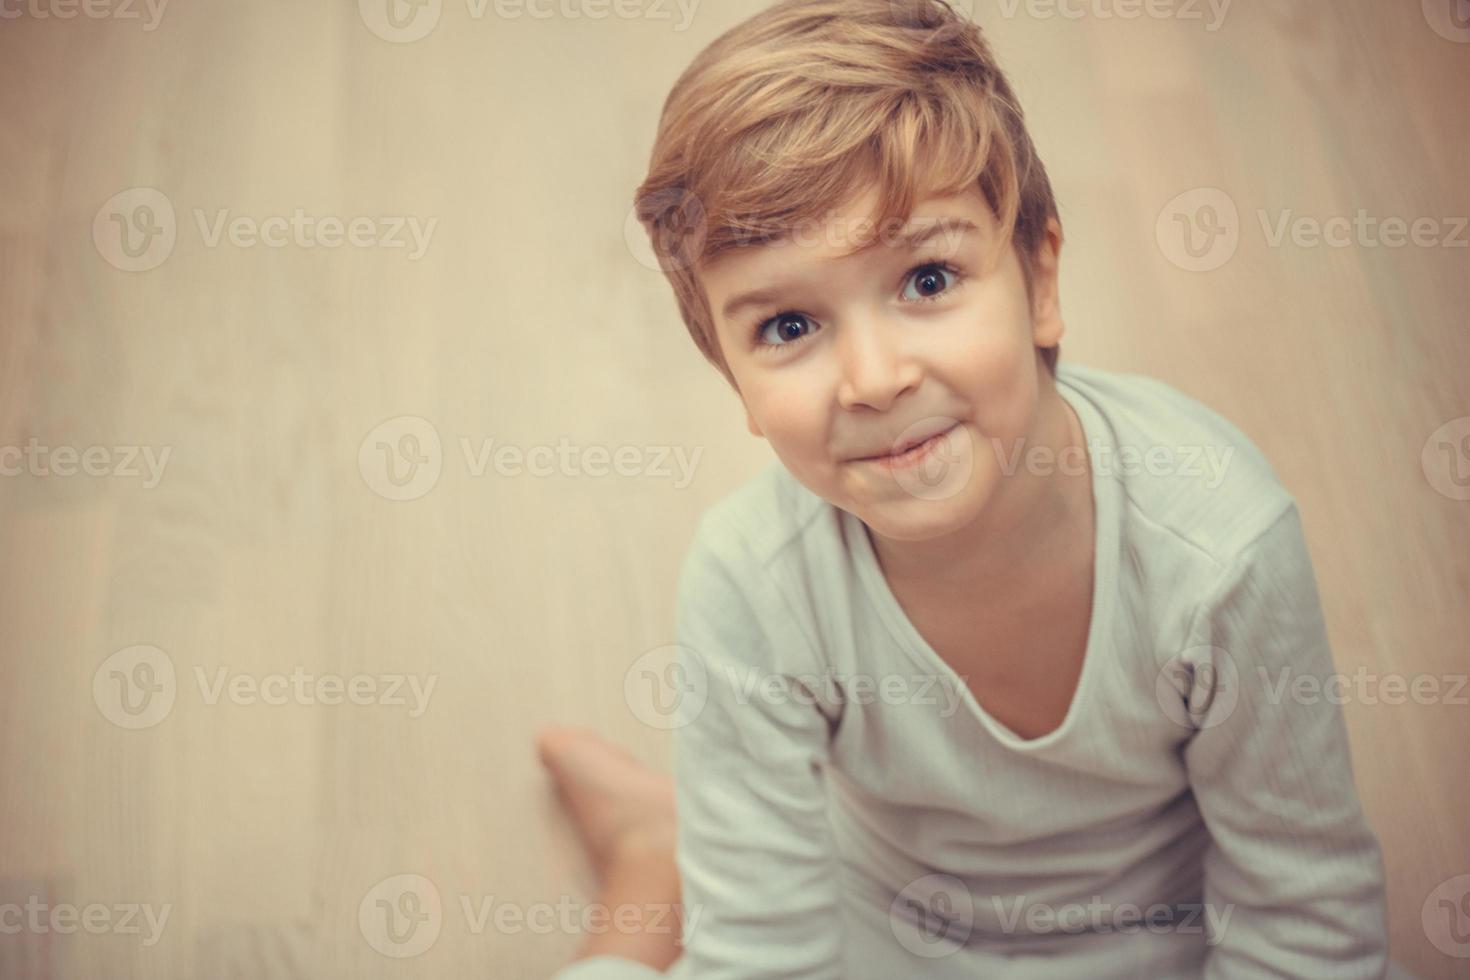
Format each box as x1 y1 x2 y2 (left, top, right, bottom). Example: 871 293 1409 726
855 422 959 468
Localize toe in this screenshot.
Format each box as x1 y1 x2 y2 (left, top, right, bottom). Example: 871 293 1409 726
534 725 581 769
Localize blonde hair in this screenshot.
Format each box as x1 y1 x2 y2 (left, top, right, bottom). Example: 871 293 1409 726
633 0 1062 390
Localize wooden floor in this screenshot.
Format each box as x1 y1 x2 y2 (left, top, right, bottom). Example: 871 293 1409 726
0 1 1466 977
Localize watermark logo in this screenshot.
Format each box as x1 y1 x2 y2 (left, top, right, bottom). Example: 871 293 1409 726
1422 416 1470 501
991 895 1233 942
625 186 707 273
480 0 700 29
1258 666 1467 707
360 0 699 43
1424 0 1470 43
93 645 177 730
626 652 970 730
356 877 699 950
722 665 967 719
93 187 176 272
1158 187 1468 271
1155 645 1240 729
0 0 168 30
459 894 698 938
1 439 172 488
1156 188 1240 272
888 873 974 958
991 435 1235 488
359 415 444 502
358 417 703 501
919 0 975 20
624 644 708 730
995 0 1231 31
93 188 438 271
0 896 172 946
887 417 974 503
626 202 987 280
1257 209 1468 251
459 436 701 487
193 666 437 717
1424 874 1470 957
359 0 443 42
359 874 442 958
876 424 1236 503
93 646 438 728
193 209 436 258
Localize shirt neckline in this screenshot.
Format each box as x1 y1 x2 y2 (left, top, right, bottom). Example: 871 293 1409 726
841 371 1121 750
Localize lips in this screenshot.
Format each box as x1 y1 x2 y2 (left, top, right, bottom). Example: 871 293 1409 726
854 419 959 461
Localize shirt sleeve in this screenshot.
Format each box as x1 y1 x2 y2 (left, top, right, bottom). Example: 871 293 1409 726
1177 502 1390 979
664 512 846 979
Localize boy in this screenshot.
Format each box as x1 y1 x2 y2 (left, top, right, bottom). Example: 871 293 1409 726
538 0 1392 976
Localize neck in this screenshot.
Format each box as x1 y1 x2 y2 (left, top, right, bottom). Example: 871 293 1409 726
865 374 1090 600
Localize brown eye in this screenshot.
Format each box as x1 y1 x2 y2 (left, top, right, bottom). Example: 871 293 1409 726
902 263 957 301
757 313 816 348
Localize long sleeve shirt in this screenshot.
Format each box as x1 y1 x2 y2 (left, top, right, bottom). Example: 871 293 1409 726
555 361 1390 980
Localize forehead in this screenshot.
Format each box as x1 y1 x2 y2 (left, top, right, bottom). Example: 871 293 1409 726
697 185 997 312
705 185 991 267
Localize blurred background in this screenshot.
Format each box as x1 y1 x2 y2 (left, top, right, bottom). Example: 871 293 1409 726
1 0 1467 977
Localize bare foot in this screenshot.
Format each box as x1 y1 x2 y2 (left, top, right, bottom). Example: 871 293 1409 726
536 725 678 880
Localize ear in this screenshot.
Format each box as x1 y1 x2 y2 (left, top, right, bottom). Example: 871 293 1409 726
1030 217 1065 349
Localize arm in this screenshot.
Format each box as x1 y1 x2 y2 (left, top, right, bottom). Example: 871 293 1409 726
1177 503 1389 978
666 513 845 979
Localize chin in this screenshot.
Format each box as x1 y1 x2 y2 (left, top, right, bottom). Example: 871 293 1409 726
787 462 983 542
851 485 988 543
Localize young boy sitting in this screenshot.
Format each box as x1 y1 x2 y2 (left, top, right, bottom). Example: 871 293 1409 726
537 0 1392 976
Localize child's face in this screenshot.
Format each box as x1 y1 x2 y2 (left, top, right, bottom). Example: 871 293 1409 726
698 184 1065 542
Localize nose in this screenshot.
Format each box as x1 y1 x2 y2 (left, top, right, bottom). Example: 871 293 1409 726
835 316 922 412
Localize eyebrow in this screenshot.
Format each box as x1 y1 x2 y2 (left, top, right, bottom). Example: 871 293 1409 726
719 218 980 323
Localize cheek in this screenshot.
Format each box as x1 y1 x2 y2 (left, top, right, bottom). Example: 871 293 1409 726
931 304 1038 436
931 272 1033 368
744 375 827 451
946 319 1028 379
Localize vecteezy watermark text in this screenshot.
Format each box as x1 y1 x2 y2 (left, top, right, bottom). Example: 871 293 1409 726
0 0 167 30
621 646 971 731
358 415 703 501
886 873 1235 960
1259 666 1469 707
722 665 967 719
92 645 439 729
990 895 1233 942
194 666 437 717
991 435 1235 489
1156 188 1469 272
93 188 437 272
458 894 699 938
1257 209 1469 250
995 0 1231 31
357 874 701 959
0 897 171 947
193 209 436 259
1 439 171 488
358 0 701 44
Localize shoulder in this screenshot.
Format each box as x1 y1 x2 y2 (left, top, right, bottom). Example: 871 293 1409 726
685 458 830 574
676 460 837 674
1057 361 1297 568
677 459 835 620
